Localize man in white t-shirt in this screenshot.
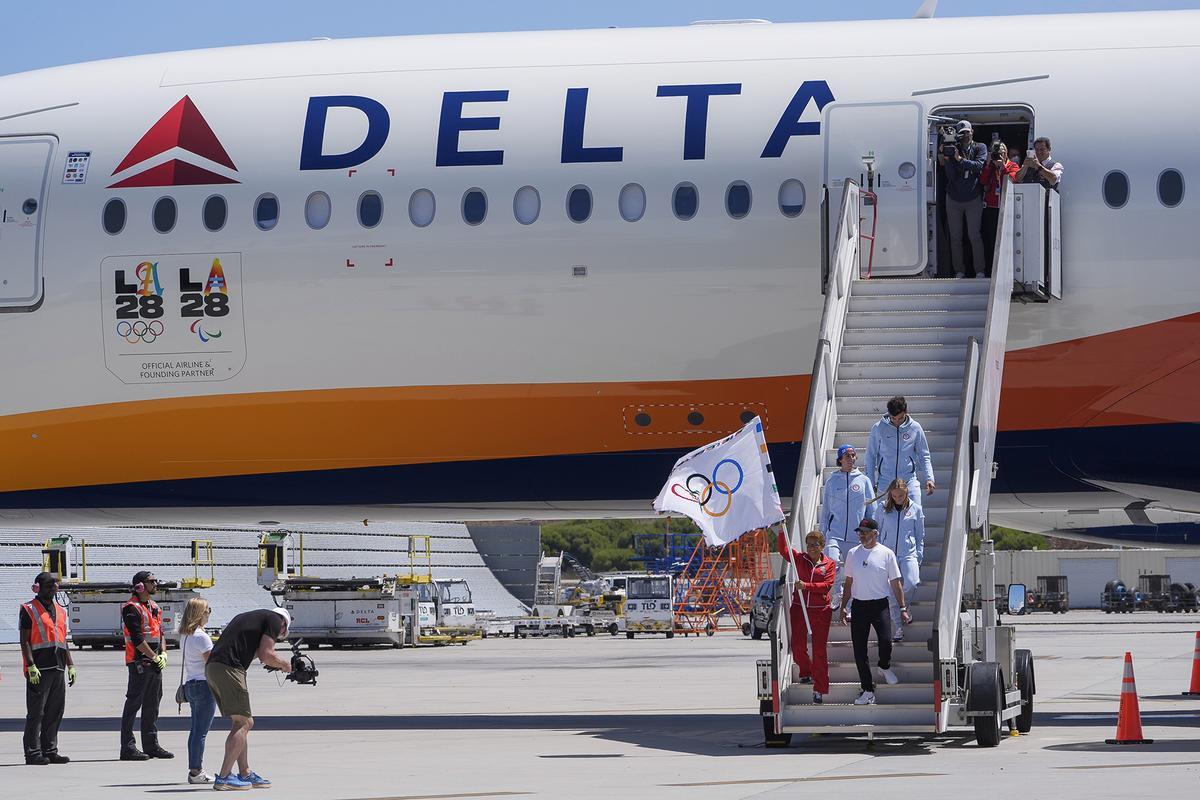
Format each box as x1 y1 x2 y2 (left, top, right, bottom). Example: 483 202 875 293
838 518 911 705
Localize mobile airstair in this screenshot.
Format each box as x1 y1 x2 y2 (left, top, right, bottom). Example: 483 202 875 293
758 179 1034 747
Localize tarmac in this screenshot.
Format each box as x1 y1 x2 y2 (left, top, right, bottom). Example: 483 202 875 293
1 610 1197 799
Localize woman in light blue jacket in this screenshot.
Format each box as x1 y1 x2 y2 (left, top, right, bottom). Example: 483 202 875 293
879 478 924 641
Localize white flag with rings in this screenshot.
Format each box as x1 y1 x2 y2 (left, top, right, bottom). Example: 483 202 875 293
653 416 785 546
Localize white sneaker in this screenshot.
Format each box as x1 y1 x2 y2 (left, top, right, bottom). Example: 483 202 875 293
878 667 900 685
854 691 876 705
187 771 213 784
954 273 965 279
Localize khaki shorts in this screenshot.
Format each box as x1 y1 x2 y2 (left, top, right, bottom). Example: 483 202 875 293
205 661 252 718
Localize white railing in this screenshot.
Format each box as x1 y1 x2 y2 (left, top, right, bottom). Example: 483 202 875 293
932 337 979 732
932 182 1016 732
770 181 861 728
970 182 1015 530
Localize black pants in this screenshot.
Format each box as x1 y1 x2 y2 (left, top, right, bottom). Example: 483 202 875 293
24 668 66 759
981 206 999 277
121 661 162 753
850 598 894 692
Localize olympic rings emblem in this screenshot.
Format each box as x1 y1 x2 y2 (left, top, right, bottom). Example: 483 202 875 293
116 320 164 344
670 458 745 518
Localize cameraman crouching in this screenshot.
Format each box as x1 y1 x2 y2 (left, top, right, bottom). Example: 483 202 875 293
205 607 292 791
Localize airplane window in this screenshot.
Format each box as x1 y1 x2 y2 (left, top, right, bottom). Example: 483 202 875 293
618 183 646 222
513 186 540 225
409 189 436 228
462 188 487 225
358 191 383 229
305 191 332 230
102 198 126 235
567 185 592 223
1103 171 1129 209
726 181 752 219
255 194 279 231
152 197 177 234
202 195 227 232
779 179 806 217
672 183 698 221
1158 169 1184 208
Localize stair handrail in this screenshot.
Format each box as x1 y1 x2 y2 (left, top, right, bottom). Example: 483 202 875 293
970 181 1016 529
932 336 980 732
930 182 1016 731
769 180 861 727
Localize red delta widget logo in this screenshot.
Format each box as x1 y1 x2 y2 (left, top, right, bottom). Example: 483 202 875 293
108 96 239 188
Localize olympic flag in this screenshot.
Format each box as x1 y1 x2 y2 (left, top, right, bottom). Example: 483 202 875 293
652 417 785 546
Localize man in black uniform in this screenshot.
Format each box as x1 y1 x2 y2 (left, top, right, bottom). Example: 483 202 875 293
205 607 293 790
20 572 75 765
119 570 174 761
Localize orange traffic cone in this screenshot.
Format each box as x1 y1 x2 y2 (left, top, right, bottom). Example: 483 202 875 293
1184 632 1200 697
1106 652 1153 745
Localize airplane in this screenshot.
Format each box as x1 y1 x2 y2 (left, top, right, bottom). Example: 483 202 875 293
0 9 1196 547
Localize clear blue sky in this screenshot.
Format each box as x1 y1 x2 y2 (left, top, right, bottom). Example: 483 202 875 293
4 0 1196 77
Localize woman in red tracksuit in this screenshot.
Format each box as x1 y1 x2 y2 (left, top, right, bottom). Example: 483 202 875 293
776 528 836 703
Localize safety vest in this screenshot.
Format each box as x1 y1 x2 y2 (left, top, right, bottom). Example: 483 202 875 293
121 598 162 664
21 599 69 670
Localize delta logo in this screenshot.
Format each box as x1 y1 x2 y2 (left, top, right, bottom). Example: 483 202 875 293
108 96 239 188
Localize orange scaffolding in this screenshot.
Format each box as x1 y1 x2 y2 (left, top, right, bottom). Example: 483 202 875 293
673 528 774 636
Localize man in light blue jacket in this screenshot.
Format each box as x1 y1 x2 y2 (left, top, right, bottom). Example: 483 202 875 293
820 444 877 610
865 396 935 507
878 479 926 641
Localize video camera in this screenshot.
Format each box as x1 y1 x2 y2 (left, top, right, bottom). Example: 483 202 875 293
265 639 319 686
937 123 959 159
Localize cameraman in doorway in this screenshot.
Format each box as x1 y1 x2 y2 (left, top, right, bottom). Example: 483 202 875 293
938 120 988 279
205 607 293 791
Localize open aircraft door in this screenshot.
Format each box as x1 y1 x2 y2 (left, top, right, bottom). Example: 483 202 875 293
823 102 926 277
0 135 54 311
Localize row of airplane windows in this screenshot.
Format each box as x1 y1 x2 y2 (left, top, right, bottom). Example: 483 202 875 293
99 179 809 236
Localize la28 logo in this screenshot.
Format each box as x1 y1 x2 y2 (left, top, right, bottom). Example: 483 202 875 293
179 268 229 318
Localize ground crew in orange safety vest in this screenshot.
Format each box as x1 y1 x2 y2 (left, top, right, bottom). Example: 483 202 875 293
119 570 174 761
20 571 75 765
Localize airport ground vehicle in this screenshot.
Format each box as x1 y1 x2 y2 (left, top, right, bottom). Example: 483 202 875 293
39 534 213 648
746 578 781 640
1101 580 1137 613
1168 582 1199 613
1035 576 1070 613
279 576 409 648
1138 574 1172 611
625 574 674 638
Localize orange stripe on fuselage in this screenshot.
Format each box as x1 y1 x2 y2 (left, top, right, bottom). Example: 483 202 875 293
0 376 808 493
2 312 1197 494
998 311 1200 431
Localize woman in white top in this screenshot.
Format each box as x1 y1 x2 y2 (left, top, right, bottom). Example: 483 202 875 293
179 597 216 784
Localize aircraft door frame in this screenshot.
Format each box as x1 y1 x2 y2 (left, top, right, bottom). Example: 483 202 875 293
822 101 927 277
0 134 55 312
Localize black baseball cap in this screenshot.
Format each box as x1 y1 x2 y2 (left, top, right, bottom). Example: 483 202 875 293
856 519 878 533
132 570 157 588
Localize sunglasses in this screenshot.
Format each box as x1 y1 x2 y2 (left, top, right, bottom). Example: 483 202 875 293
805 541 822 548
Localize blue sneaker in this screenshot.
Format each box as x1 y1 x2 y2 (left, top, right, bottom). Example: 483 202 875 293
239 771 271 788
213 774 251 791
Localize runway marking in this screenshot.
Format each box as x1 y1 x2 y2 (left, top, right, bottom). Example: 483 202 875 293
338 793 533 800
662 772 944 787
539 754 625 759
1056 761 1200 770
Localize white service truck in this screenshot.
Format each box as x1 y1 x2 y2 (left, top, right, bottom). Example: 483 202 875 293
624 574 675 638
